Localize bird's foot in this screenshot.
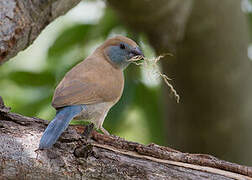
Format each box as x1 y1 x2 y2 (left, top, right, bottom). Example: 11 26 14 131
100 127 110 136
76 123 94 158
82 123 94 139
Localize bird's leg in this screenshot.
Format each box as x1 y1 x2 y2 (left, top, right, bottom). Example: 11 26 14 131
96 109 110 136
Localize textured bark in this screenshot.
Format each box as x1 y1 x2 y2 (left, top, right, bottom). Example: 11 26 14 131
108 0 252 165
0 0 81 64
0 97 252 179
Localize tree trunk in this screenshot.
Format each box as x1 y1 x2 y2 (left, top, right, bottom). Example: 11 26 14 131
163 0 252 165
107 0 252 165
0 97 252 179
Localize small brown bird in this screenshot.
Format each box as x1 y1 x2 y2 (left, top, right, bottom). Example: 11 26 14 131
39 35 144 149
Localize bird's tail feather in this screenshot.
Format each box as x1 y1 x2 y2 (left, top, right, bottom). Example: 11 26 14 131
39 105 85 149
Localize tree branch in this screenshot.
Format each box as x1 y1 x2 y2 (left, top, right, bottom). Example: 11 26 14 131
0 97 251 179
0 0 81 64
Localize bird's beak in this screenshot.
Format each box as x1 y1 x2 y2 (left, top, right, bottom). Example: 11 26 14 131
129 46 144 59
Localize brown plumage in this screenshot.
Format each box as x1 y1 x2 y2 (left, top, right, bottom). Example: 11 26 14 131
52 54 124 108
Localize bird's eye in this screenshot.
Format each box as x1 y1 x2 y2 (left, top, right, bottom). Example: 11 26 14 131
120 43 126 49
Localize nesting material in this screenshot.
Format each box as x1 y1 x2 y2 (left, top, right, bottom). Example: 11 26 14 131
128 54 180 103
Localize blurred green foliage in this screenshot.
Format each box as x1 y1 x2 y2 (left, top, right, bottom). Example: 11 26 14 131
0 2 165 145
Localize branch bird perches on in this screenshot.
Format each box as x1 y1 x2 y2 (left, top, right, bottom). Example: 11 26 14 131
0 97 251 179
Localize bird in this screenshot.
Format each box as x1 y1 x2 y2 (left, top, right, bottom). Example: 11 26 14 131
39 35 144 149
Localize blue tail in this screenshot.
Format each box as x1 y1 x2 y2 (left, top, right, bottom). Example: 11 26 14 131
39 105 85 149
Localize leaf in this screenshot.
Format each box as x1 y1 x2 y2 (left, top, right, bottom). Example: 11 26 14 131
48 24 95 58
17 95 52 117
9 86 53 117
8 71 55 87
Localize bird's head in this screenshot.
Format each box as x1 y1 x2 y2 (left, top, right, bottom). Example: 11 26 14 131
100 35 144 69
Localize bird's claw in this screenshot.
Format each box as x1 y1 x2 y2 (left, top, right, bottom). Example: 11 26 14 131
82 123 94 139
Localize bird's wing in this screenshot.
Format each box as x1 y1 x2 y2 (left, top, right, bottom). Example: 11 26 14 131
52 80 103 108
52 57 124 109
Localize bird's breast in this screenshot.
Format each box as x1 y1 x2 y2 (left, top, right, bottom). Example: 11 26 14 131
96 60 125 104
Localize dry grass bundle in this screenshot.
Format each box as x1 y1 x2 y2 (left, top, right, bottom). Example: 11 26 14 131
128 54 180 103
